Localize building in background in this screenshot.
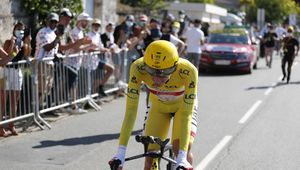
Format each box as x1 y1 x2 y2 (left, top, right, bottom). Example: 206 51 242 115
82 0 118 32
215 0 240 9
167 2 227 30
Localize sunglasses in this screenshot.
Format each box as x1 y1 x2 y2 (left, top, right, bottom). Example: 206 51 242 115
50 20 58 24
144 64 177 77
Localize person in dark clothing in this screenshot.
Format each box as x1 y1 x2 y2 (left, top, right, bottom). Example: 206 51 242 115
262 24 278 68
113 15 135 48
281 26 299 84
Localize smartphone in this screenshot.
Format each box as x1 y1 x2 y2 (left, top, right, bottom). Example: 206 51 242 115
24 28 31 37
56 24 65 35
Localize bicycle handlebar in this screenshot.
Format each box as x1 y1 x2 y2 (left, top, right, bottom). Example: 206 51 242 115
135 135 170 148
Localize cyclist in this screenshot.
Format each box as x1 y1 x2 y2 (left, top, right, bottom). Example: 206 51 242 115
109 40 198 170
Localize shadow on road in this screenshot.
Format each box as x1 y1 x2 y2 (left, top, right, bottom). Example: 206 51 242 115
32 129 143 149
245 80 300 91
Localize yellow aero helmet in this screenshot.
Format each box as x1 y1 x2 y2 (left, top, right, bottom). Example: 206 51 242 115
144 40 179 69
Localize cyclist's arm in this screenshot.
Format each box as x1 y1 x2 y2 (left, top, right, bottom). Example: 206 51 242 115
119 60 142 147
180 62 198 152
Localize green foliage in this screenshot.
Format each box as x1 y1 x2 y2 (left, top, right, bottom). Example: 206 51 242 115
120 0 166 16
245 0 300 24
181 0 215 3
21 0 83 24
138 0 166 15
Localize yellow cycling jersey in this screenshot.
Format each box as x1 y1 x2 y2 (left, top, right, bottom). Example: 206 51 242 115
119 57 198 152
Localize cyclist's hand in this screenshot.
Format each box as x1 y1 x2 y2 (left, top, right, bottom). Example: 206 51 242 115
108 158 122 170
176 150 193 170
175 159 193 170
109 145 126 169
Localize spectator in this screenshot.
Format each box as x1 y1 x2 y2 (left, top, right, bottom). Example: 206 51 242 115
114 15 135 48
177 10 189 39
34 13 61 105
184 19 205 71
281 26 299 84
58 8 86 52
126 14 149 60
85 18 114 97
0 22 32 136
262 24 278 68
0 48 11 137
44 8 77 116
275 23 287 56
101 23 123 85
201 22 210 37
171 21 181 37
144 18 185 55
63 12 92 114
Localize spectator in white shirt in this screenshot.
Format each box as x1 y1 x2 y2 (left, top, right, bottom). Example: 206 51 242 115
34 12 61 103
184 19 205 71
85 18 114 97
63 12 92 114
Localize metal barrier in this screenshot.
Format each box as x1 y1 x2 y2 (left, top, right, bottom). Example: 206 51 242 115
0 49 130 131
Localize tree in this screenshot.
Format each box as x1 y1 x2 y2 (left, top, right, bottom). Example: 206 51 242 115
182 0 215 3
120 0 166 16
245 0 300 24
21 0 83 28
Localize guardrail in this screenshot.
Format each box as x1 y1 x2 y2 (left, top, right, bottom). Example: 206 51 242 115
0 49 130 131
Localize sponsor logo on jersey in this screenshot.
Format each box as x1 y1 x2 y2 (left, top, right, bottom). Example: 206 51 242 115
189 81 195 88
131 76 137 84
179 68 190 78
184 93 196 104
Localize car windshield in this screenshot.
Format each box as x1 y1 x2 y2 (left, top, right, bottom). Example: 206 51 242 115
208 33 250 45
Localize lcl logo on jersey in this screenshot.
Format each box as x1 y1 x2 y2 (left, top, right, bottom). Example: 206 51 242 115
184 93 196 104
179 69 190 76
127 88 139 95
189 81 195 88
131 76 137 84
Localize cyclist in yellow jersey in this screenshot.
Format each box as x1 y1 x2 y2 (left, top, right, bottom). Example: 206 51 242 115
110 40 198 170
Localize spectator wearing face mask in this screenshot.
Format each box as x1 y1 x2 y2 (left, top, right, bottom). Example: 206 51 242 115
1 21 32 137
113 15 135 48
171 21 181 37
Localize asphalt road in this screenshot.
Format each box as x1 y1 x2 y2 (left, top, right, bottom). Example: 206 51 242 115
0 54 300 170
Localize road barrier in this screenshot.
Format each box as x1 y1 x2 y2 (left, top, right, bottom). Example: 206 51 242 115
0 49 130 130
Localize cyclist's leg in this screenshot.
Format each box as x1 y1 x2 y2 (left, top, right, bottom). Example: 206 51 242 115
143 101 172 170
281 57 287 80
172 101 198 165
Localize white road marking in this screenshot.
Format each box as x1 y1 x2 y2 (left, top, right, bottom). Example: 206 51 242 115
238 100 262 124
264 82 277 96
196 136 232 170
